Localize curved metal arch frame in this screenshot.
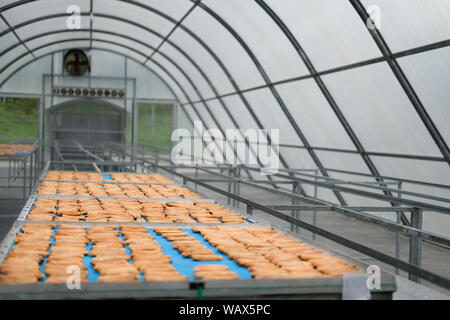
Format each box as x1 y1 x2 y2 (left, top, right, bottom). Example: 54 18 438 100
192 1 347 205
253 0 412 225
0 0 448 188
17 45 226 169
0 9 296 184
350 0 450 165
101 0 304 181
0 2 304 182
0 28 273 183
2 36 252 179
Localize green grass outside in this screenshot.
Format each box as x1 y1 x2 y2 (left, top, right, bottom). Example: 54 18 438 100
0 99 173 149
138 103 173 152
0 98 38 143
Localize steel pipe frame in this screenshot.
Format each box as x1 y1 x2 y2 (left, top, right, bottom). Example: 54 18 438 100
4 36 237 178
191 1 346 205
271 167 450 204
280 167 450 191
241 166 450 215
104 147 450 289
133 154 450 207
109 145 450 248
189 0 450 221
254 0 397 206
115 0 296 178
0 11 292 187
180 38 450 106
168 135 447 163
350 0 450 165
0 139 40 201
1 2 447 184
178 165 450 250
0 2 446 215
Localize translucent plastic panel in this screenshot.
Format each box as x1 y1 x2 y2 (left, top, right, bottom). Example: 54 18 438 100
371 156 450 236
181 104 220 163
131 0 192 21
127 59 174 100
14 16 91 41
168 29 234 95
158 44 215 99
3 0 90 25
90 50 125 78
323 62 441 156
204 0 309 83
221 94 260 131
362 0 450 52
92 31 152 57
0 55 51 93
0 27 18 51
243 88 303 146
275 79 356 150
93 16 161 49
94 0 173 37
204 99 241 132
183 7 265 90
0 15 7 33
196 101 252 164
192 102 217 130
0 44 27 72
27 31 89 51
281 148 316 170
398 48 450 146
33 40 91 58
152 52 200 103
266 0 381 71
91 41 145 64
145 59 184 102
221 93 290 171
195 101 251 166
0 55 35 88
205 100 260 168
176 105 194 132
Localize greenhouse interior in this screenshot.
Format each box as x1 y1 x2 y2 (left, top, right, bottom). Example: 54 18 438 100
0 0 449 301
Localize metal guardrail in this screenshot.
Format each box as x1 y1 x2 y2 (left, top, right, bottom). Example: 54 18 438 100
0 139 41 201
103 143 450 290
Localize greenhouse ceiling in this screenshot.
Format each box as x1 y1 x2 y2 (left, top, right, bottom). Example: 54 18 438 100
0 0 449 205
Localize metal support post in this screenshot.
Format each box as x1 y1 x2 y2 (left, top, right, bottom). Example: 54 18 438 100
313 169 319 240
195 167 198 191
291 181 300 233
409 207 423 283
247 204 253 216
22 157 27 200
395 182 402 275
227 167 232 205
232 166 237 208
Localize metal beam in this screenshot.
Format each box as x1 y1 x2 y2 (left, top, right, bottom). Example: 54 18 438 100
112 154 450 289
350 0 450 165
146 0 201 62
194 0 346 204
0 16 283 183
255 0 414 225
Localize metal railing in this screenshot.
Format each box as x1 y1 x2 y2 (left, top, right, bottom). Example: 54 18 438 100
102 142 449 289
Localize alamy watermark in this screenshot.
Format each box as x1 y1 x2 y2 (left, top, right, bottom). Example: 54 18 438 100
366 5 382 30
171 121 280 175
66 265 81 290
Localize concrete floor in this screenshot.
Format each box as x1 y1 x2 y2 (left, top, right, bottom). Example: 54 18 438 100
0 167 448 299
